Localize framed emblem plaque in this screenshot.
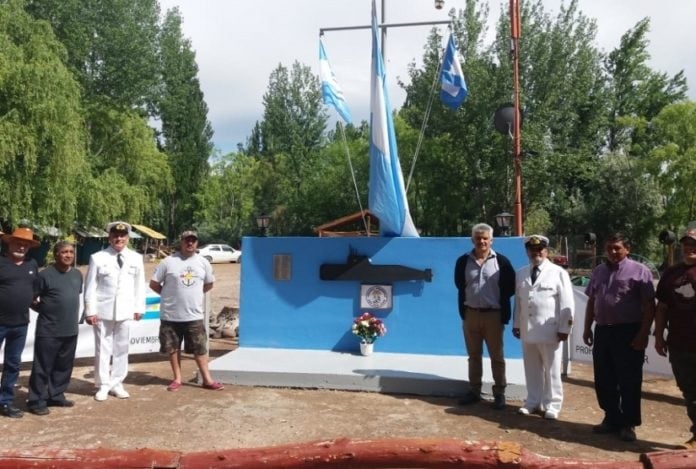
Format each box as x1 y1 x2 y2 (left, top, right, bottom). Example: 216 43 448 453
360 284 392 310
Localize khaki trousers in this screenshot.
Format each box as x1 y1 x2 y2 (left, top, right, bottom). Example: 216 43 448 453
462 308 506 396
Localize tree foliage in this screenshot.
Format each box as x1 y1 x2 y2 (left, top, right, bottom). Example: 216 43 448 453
2 0 694 265
158 7 213 236
0 0 86 229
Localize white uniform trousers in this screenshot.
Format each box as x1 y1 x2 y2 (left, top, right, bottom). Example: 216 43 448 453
521 341 564 413
94 320 130 390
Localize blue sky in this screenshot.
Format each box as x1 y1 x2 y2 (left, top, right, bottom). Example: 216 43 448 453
157 0 696 155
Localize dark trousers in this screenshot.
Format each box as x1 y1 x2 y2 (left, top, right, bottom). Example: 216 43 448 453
27 335 78 409
0 324 29 405
669 348 696 437
592 323 644 427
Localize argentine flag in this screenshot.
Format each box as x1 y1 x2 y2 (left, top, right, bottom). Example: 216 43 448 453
319 38 352 124
368 0 419 238
440 33 468 110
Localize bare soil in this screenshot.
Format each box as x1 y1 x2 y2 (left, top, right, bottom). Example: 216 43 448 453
0 263 690 463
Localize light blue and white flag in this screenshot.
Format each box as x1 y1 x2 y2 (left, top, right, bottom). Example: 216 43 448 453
319 37 352 124
440 33 468 110
368 0 419 238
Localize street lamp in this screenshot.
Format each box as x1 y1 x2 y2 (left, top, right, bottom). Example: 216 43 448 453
434 0 445 9
495 212 513 237
256 215 270 237
659 229 676 267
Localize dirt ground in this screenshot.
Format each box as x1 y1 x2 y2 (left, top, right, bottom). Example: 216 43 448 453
0 262 691 463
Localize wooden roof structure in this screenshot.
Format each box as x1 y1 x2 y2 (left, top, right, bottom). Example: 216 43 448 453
313 210 379 237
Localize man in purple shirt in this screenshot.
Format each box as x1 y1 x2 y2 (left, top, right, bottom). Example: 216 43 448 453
582 233 655 442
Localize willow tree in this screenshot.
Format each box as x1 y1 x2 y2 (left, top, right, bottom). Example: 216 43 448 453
0 0 87 229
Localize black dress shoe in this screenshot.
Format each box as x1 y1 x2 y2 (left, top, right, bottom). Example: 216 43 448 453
592 419 620 434
492 394 506 410
458 391 481 405
28 407 50 416
47 399 75 408
619 426 637 442
0 404 23 419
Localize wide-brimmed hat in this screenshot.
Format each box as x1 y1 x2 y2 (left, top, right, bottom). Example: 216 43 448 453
1 227 40 248
106 221 131 234
524 234 549 249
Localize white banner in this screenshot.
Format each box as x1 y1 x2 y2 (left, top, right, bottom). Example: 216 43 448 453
570 287 672 376
1 289 162 364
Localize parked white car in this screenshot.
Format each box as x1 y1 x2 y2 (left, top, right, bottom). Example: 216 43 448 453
197 244 241 263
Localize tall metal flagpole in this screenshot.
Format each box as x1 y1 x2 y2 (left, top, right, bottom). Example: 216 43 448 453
510 0 523 236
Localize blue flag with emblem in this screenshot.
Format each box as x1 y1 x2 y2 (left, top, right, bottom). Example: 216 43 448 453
319 37 352 124
440 33 468 110
368 0 419 237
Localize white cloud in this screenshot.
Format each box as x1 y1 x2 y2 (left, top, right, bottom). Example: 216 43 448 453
158 0 695 154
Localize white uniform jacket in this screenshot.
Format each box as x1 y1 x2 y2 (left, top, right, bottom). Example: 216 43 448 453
513 259 574 344
84 246 146 321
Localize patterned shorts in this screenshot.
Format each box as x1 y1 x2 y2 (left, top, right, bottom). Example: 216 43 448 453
159 320 208 356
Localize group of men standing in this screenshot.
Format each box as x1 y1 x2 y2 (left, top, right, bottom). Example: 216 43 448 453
455 223 696 449
0 221 223 419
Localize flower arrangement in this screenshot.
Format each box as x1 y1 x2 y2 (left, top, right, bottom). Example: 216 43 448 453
351 312 387 344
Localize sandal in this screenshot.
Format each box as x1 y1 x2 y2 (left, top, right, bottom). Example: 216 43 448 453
166 380 182 392
202 381 224 390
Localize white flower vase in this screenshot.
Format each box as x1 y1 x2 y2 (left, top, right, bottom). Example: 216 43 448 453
360 342 374 356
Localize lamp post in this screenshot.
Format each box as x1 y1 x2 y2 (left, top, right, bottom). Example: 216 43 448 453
495 212 513 237
492 1 523 236
256 215 270 237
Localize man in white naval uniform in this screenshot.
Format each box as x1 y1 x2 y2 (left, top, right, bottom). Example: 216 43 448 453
84 221 145 401
512 235 574 420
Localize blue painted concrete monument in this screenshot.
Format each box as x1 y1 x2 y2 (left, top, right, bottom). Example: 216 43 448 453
209 236 528 397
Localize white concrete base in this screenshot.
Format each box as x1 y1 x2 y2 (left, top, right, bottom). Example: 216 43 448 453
209 347 526 399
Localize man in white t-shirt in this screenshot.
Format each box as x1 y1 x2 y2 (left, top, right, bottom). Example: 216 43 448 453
149 230 223 391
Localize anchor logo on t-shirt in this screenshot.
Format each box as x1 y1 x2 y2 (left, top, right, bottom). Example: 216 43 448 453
179 267 197 287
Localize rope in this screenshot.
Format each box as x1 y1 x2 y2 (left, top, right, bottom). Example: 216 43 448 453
338 121 369 234
405 42 445 193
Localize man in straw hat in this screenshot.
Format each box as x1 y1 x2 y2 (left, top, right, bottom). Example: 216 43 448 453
0 227 41 418
84 221 145 402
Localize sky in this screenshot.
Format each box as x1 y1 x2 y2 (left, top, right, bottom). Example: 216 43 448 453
157 0 696 155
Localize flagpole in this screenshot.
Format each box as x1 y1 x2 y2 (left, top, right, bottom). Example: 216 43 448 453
510 0 523 236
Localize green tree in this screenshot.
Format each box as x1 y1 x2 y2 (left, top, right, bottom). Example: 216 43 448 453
158 7 214 236
247 61 329 234
605 18 687 152
194 152 260 244
643 101 696 227
77 105 172 228
25 0 161 111
583 154 663 253
0 0 87 229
